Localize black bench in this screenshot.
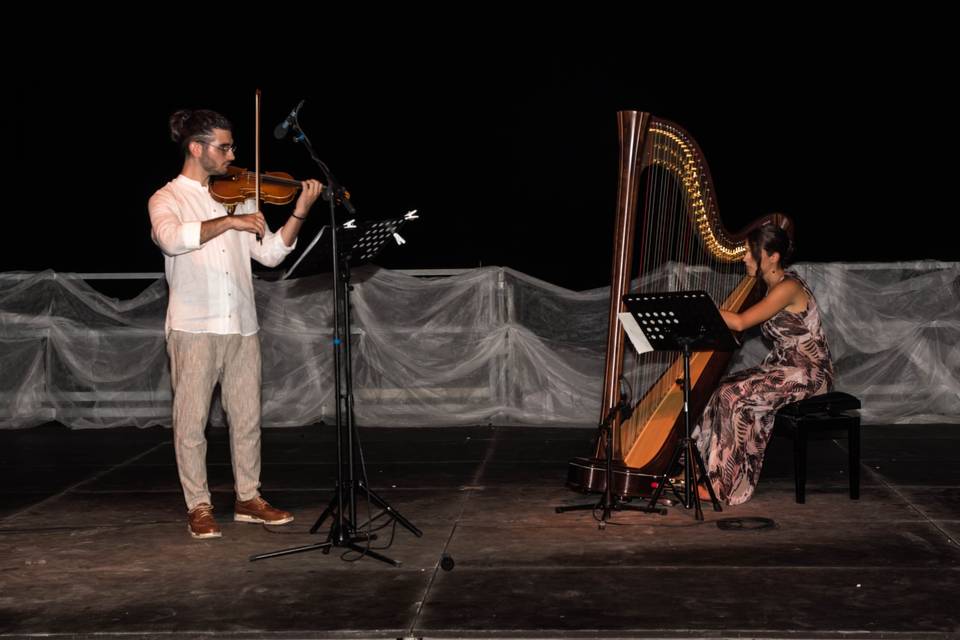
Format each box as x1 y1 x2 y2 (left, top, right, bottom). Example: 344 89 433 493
773 391 862 503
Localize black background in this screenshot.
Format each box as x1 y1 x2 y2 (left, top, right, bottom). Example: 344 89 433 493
8 24 955 292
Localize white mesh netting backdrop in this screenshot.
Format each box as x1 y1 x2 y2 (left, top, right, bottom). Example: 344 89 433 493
1 261 958 429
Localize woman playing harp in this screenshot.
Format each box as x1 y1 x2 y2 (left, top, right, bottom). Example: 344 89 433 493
568 111 829 504
694 223 833 505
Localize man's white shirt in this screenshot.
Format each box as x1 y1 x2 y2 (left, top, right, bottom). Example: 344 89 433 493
149 174 296 336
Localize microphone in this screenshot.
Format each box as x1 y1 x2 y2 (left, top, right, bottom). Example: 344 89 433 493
274 99 305 139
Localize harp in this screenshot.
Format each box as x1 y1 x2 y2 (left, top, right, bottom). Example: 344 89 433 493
567 111 792 497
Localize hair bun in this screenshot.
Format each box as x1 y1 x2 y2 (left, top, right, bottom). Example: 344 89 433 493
168 109 193 144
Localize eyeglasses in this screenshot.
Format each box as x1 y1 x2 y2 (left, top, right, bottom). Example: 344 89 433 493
196 140 237 154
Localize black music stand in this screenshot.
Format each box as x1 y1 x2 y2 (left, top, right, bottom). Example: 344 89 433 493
251 213 422 566
316 216 422 560
622 290 736 521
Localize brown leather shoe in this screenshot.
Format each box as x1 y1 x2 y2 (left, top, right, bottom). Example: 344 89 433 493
234 496 294 525
187 503 222 539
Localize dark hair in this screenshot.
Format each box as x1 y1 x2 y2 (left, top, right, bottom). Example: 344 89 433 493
168 109 232 155
747 222 795 268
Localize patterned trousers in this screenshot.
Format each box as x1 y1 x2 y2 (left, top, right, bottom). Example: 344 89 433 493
167 331 262 510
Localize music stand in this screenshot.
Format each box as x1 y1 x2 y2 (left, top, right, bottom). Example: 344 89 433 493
250 101 422 565
317 216 422 555
251 211 422 565
621 290 737 520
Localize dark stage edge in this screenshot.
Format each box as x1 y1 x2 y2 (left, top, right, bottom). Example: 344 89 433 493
1 422 958 639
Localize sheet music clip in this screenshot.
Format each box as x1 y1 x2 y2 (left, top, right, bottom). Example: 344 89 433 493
343 214 414 265
281 212 418 280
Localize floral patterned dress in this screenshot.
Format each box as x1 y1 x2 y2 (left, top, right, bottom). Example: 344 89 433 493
695 273 834 505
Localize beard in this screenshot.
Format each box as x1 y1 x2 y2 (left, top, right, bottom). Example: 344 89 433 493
200 151 228 176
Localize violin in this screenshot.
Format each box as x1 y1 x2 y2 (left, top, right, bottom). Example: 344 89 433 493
207 90 307 215
207 91 345 225
209 166 306 206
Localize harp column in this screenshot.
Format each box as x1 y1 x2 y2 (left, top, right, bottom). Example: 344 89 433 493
600 110 650 452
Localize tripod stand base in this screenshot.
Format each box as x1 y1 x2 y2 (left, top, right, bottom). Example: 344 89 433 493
555 500 663 515
559 414 672 527
645 436 722 520
251 479 421 567
310 480 423 538
249 538 400 566
556 487 671 529
556 498 666 528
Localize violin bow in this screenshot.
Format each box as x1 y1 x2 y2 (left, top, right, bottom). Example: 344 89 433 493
254 89 262 243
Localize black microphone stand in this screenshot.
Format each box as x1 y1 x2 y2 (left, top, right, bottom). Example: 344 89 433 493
250 112 421 566
554 386 662 528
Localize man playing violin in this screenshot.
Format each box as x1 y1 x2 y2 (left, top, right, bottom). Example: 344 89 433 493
149 108 323 539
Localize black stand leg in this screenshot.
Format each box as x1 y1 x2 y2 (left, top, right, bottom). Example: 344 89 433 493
251 477 418 566
313 479 421 538
795 424 807 504
849 419 860 500
688 432 722 515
